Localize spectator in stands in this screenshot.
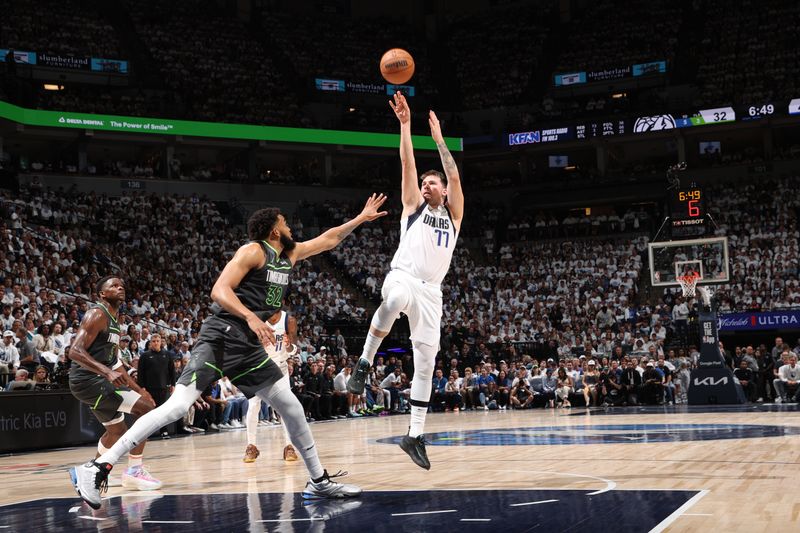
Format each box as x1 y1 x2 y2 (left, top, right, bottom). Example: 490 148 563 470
0 330 20 381
219 377 247 429
582 360 601 406
5 368 33 391
555 367 573 408
620 360 642 405
640 362 664 405
476 367 496 409
443 373 462 412
495 370 511 410
755 348 773 402
15 325 39 373
773 352 800 403
459 367 478 410
32 365 50 387
203 380 226 431
380 366 403 412
734 359 756 403
431 369 447 412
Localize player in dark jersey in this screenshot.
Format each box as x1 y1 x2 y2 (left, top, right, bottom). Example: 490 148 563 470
68 276 162 493
70 194 387 509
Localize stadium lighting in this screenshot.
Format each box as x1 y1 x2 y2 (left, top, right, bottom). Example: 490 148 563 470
43 84 64 91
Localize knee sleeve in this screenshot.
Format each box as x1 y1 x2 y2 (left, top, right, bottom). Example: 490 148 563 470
160 385 201 423
258 383 311 448
258 384 324 479
410 340 437 403
371 288 409 332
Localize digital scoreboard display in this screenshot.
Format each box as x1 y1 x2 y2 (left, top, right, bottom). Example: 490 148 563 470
670 188 707 236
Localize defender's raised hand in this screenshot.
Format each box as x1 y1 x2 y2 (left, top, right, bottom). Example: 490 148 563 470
359 193 389 221
428 110 444 145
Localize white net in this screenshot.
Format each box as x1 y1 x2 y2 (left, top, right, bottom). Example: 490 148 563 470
677 273 699 298
678 273 713 306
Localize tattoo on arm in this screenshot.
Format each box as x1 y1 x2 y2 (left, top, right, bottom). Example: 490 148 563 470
335 225 356 242
437 142 458 176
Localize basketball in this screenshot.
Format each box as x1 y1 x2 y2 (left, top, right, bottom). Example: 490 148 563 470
380 48 415 85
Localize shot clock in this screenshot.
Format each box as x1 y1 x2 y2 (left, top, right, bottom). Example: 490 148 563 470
670 187 707 236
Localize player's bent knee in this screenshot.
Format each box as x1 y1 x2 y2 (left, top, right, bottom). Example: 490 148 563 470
130 397 154 417
383 289 409 315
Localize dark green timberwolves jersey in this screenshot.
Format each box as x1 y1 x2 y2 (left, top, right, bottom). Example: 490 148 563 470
212 241 292 322
70 303 121 379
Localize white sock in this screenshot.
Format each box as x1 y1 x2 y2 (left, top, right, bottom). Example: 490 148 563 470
409 406 427 438
127 454 143 471
360 333 382 364
246 397 260 446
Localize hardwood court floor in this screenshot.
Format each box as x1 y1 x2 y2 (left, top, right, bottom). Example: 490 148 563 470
2 405 800 532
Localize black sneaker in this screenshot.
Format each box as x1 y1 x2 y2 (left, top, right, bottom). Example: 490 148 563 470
399 435 431 470
347 358 370 395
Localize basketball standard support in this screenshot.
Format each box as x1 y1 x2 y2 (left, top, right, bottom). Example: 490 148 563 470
688 307 746 405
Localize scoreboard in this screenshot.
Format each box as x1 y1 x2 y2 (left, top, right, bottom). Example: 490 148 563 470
670 187 707 237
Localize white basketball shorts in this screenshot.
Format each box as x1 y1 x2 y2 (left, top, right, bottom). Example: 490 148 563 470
382 269 443 346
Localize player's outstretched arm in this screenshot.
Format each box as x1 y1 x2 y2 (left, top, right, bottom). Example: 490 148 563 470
288 193 388 262
390 92 423 215
429 110 463 225
211 243 276 346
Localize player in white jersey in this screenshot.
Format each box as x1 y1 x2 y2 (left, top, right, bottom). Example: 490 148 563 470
243 309 299 463
348 91 464 470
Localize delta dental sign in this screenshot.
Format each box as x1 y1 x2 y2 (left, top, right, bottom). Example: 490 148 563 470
717 311 800 331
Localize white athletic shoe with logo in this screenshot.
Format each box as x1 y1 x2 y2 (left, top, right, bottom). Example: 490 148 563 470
69 460 112 509
122 466 163 490
302 470 361 499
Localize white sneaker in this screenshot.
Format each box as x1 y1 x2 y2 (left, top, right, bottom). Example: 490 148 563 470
122 466 163 491
756 397 764 403
219 422 233 429
231 420 244 428
302 470 361 499
776 397 783 404
209 423 219 430
69 460 112 510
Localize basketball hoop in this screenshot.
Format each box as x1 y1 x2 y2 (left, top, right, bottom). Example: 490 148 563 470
677 272 700 298
678 271 713 306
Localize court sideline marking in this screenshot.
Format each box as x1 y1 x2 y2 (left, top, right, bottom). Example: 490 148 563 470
649 489 709 533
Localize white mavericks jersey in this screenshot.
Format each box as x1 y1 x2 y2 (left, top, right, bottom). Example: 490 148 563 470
266 311 289 371
390 202 458 285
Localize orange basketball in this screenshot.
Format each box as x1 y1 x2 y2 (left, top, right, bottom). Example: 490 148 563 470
380 48 415 85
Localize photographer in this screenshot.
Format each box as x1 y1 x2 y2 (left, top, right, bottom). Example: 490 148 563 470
510 372 534 409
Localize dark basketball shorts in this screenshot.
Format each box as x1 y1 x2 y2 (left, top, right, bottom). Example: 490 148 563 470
177 315 282 398
70 372 141 424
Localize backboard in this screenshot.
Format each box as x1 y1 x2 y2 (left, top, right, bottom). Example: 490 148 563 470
648 236 729 287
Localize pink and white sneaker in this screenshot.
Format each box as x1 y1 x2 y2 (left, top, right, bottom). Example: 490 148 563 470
121 466 163 491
